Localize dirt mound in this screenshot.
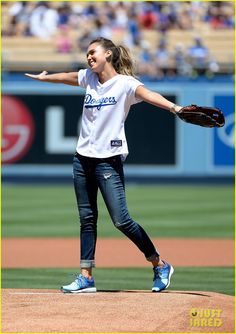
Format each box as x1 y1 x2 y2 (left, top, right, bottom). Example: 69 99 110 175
2 289 234 333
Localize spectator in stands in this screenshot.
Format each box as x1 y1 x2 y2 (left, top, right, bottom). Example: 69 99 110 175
77 15 112 52
103 2 118 24
43 3 59 37
158 5 173 33
29 2 58 39
57 2 71 27
113 2 129 29
174 42 192 76
6 1 35 36
90 17 112 40
138 41 157 79
138 3 158 29
82 3 97 19
154 38 173 77
187 36 209 74
176 2 193 29
205 2 234 29
56 25 73 54
78 28 93 53
126 11 141 46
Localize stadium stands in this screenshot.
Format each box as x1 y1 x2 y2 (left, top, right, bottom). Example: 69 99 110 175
2 1 234 75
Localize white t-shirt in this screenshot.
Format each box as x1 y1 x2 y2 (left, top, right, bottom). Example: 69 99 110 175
76 68 143 159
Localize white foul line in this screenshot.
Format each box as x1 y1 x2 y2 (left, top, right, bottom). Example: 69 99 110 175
9 292 60 295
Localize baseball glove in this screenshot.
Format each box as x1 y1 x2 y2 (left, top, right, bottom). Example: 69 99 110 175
176 105 225 128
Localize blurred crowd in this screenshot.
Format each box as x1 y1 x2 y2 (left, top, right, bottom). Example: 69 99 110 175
2 1 235 77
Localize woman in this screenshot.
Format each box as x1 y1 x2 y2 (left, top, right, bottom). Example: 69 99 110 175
26 37 182 293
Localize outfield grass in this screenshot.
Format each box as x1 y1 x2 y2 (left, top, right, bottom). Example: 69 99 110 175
2 184 234 238
2 267 234 296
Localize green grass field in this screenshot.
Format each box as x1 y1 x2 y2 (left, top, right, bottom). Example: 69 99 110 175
2 184 234 295
2 267 234 296
2 184 234 238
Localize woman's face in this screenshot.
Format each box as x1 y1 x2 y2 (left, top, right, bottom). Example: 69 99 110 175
86 43 111 73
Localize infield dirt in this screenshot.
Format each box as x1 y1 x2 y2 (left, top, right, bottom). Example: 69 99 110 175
2 237 234 267
2 289 234 333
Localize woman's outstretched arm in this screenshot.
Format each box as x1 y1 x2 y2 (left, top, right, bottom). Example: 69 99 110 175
25 71 79 86
135 85 182 113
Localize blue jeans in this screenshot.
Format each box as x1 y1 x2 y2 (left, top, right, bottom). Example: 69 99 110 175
73 153 159 268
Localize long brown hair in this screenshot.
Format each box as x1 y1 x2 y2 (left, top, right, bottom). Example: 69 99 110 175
89 37 136 77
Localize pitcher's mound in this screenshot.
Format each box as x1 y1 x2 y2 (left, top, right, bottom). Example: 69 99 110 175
2 289 234 333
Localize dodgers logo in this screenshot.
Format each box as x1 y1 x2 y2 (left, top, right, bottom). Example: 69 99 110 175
217 113 234 149
84 94 117 110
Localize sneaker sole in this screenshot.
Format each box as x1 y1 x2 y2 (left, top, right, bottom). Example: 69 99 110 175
152 265 174 292
61 287 97 293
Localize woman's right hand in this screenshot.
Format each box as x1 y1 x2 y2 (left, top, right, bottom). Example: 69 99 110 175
25 71 48 80
24 71 79 86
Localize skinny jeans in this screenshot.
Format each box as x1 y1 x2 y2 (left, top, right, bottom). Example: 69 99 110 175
73 152 159 268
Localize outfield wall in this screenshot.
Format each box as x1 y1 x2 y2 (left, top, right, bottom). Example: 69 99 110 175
2 77 234 181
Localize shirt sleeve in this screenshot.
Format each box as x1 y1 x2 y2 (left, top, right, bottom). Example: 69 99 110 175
78 69 92 88
125 76 144 105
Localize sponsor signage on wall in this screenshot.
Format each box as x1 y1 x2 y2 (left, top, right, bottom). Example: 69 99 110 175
213 95 234 169
2 94 176 165
2 96 35 163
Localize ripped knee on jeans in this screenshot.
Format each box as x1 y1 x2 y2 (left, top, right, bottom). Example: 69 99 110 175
113 218 131 229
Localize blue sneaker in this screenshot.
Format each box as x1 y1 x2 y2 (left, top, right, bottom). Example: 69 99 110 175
152 261 174 292
61 274 97 293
